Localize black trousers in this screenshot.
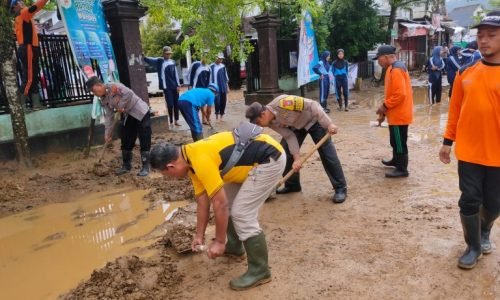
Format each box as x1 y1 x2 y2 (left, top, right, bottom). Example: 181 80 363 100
389 125 408 156
458 161 500 216
215 92 227 116
164 88 179 123
18 44 40 97
280 122 347 191
335 75 349 107
430 75 442 104
120 112 152 152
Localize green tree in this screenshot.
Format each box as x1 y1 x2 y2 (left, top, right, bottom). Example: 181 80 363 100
140 22 180 59
0 4 32 168
387 0 425 43
139 0 320 61
323 0 385 61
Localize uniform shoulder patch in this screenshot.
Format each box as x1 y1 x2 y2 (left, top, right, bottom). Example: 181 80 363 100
279 96 304 111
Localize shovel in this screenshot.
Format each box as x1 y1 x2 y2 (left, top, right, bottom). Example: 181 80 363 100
92 114 120 176
177 244 208 254
276 133 331 188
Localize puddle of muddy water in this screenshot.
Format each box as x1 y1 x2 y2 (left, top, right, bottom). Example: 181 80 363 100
0 189 186 300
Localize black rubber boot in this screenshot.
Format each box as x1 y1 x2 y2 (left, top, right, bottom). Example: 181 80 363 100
137 151 150 177
115 150 132 175
31 93 43 110
229 232 271 290
385 154 409 178
332 187 347 204
381 157 395 167
480 208 498 255
224 218 245 259
458 213 482 269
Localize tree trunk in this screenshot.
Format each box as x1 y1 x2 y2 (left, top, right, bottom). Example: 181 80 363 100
1 51 32 168
387 5 398 44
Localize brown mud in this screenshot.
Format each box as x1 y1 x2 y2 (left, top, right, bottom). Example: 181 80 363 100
1 83 499 299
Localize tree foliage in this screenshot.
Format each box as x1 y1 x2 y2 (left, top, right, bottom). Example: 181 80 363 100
323 0 385 61
139 0 320 61
0 5 14 64
140 22 180 58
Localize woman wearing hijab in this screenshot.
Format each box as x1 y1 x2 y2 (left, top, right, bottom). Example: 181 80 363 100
333 49 349 111
427 46 445 104
445 46 462 98
313 51 333 113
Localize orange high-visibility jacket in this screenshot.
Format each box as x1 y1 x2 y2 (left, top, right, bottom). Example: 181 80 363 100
444 61 500 167
384 62 414 125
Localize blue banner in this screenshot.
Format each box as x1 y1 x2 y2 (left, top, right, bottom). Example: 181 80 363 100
297 10 320 87
57 0 118 83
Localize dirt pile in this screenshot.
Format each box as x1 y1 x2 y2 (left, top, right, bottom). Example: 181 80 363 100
60 253 183 300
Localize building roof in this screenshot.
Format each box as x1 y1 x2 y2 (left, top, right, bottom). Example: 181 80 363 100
448 4 483 28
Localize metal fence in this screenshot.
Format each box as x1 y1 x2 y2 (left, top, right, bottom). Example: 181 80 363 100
357 61 374 79
0 34 93 115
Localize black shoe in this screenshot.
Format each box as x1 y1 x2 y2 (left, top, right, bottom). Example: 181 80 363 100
385 169 409 178
332 188 347 203
344 108 349 112
381 158 395 167
323 107 330 113
276 186 301 194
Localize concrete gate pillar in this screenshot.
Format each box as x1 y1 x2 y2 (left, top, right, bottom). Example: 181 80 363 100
245 12 283 105
103 0 149 103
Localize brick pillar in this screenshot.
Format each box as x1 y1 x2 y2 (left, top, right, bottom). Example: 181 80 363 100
103 0 149 103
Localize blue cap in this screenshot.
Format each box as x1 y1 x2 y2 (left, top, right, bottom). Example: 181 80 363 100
208 83 219 93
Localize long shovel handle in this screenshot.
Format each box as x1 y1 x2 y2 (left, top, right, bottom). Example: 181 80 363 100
98 113 120 163
277 133 331 187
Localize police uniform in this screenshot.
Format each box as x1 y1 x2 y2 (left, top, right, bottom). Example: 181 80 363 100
266 95 347 201
102 83 151 176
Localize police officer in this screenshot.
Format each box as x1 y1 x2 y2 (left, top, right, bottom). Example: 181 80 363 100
86 76 152 176
246 95 347 203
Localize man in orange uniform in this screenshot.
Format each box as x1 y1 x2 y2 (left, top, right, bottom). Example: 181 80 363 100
374 45 414 178
10 0 49 111
439 11 500 270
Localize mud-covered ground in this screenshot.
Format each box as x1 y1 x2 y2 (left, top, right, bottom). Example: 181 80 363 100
1 82 499 299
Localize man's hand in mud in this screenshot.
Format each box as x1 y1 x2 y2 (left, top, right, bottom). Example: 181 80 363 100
207 241 225 259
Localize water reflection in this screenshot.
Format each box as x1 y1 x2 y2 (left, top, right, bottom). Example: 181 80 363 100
0 189 186 300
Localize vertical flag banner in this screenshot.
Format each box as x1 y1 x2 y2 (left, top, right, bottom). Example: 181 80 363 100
297 10 319 87
57 0 119 83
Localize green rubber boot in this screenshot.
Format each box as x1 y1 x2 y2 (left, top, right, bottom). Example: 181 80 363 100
229 232 271 291
224 218 245 259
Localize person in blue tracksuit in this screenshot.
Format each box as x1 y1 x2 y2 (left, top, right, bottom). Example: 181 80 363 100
144 46 181 127
332 49 349 111
312 51 333 113
178 84 218 141
445 46 462 98
193 59 211 88
460 41 482 66
210 53 230 121
427 46 445 104
187 60 201 89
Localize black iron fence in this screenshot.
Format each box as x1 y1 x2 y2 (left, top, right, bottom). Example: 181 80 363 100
357 61 374 79
0 34 93 115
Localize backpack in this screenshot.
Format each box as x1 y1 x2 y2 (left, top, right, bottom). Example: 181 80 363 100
220 121 263 176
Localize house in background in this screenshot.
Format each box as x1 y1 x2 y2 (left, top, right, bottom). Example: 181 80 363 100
448 4 485 28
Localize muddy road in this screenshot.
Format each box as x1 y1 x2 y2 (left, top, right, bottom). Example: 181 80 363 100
0 83 498 299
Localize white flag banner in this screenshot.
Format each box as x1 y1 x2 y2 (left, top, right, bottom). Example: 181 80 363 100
297 10 320 87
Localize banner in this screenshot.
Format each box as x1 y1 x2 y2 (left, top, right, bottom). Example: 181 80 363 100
57 0 119 118
57 0 119 83
297 10 320 87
